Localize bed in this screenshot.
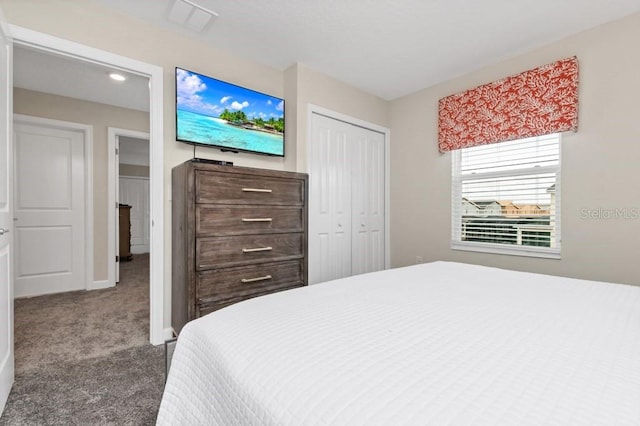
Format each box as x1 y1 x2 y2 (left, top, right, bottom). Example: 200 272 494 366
156 261 640 425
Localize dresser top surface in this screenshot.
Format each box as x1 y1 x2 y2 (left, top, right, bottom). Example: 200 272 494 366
175 159 308 181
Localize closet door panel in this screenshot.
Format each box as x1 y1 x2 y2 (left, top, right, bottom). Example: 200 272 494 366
351 127 385 276
309 115 352 284
331 125 352 281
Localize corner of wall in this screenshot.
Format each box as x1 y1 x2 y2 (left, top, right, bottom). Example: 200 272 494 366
283 64 299 172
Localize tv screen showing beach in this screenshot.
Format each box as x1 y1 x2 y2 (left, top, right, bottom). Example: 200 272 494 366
175 67 285 156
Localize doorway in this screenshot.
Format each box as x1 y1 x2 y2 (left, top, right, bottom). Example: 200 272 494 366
108 128 150 285
10 25 165 345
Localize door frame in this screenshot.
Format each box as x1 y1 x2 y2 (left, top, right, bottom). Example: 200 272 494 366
10 25 166 345
306 104 391 271
13 114 93 294
0 6 13 414
107 127 150 286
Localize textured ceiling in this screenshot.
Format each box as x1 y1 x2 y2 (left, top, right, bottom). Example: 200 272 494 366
92 0 640 100
13 0 640 111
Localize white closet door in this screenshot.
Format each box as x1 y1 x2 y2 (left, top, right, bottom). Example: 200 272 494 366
351 126 385 276
309 114 353 284
309 113 386 285
119 176 150 253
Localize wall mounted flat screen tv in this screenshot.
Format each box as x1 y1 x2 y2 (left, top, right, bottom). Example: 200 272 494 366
176 67 284 157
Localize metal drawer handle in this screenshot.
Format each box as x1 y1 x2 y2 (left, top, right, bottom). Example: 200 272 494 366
242 187 273 193
242 218 273 222
242 246 273 253
241 275 272 283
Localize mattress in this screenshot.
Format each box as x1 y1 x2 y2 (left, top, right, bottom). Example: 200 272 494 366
156 261 640 425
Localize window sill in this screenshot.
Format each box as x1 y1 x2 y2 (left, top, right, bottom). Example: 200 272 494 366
451 241 561 259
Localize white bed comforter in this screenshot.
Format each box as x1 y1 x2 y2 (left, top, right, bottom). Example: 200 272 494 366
157 261 640 425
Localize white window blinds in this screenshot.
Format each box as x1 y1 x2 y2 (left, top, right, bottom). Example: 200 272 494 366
452 134 561 258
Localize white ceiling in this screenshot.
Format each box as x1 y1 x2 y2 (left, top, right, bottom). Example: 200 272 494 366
13 0 640 110
92 0 640 100
13 46 150 111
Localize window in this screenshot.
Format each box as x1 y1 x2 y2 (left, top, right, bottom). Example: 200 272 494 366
451 134 561 258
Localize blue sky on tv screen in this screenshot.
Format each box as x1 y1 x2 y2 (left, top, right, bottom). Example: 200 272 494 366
176 68 284 121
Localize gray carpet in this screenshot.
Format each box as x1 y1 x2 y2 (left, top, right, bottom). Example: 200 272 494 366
0 254 165 425
14 255 150 372
0 345 164 425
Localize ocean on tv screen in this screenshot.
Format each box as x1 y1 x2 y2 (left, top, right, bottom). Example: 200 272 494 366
177 109 283 156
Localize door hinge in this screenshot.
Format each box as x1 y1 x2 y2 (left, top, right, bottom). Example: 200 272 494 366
115 147 119 155
116 255 119 263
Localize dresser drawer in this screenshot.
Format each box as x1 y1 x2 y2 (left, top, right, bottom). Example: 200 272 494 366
197 300 237 317
197 282 304 318
197 260 303 304
195 171 304 206
196 284 304 318
197 233 303 270
197 205 304 236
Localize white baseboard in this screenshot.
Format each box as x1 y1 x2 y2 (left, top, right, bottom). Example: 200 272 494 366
162 327 175 342
87 280 114 291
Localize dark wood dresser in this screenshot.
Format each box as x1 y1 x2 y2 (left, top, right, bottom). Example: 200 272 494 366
171 160 308 335
119 204 132 261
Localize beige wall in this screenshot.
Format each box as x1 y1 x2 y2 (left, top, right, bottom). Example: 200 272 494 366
0 0 390 329
288 63 390 171
13 88 149 282
120 164 150 178
390 13 640 286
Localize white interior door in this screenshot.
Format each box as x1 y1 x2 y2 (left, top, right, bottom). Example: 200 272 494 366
0 8 13 415
119 176 150 254
309 112 386 284
13 120 85 297
309 114 353 284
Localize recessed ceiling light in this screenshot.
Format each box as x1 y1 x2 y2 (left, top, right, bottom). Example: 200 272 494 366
109 72 126 82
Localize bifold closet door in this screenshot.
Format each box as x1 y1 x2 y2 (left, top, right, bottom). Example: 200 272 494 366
309 115 353 284
309 113 385 285
351 126 385 276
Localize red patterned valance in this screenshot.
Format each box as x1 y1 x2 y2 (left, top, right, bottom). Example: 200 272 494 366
438 57 578 152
